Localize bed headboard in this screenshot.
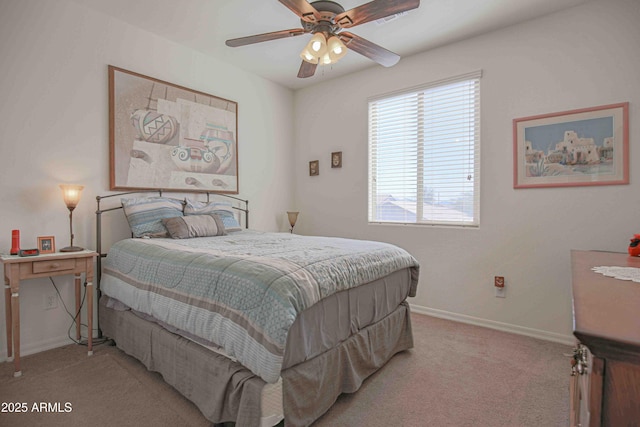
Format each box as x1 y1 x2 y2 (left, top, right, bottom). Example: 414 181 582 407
94 190 248 337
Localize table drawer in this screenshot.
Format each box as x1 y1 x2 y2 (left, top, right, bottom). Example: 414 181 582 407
32 259 76 274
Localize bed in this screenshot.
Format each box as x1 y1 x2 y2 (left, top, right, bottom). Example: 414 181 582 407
95 192 419 427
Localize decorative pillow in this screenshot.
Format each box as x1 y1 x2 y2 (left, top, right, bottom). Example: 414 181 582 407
212 209 242 232
184 198 242 231
121 197 184 238
162 214 226 239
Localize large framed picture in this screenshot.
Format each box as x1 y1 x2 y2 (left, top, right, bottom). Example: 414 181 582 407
513 102 628 189
109 66 238 193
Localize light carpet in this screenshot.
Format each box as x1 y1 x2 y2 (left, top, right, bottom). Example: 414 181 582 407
0 313 572 426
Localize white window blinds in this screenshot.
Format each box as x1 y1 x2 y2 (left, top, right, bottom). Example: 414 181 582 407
368 71 481 227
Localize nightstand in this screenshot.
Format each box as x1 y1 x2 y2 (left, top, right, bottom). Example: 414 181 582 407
1 250 98 377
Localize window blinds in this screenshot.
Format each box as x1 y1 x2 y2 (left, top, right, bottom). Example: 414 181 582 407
368 71 481 226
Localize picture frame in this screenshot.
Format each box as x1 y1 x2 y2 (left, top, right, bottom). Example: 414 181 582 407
513 102 628 189
309 160 319 176
109 66 239 193
331 151 342 168
37 236 55 254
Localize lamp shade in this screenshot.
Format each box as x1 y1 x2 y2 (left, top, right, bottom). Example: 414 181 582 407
300 47 319 64
326 36 347 63
300 33 328 64
287 211 299 228
59 184 84 210
308 33 327 56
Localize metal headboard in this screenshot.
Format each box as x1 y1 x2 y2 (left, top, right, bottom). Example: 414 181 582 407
94 190 249 337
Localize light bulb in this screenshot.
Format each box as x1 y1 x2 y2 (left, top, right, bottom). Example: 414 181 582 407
312 41 321 52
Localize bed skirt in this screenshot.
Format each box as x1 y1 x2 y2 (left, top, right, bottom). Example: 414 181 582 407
99 297 413 426
282 300 413 426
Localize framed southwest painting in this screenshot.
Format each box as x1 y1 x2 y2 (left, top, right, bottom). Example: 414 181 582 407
513 102 628 189
109 66 238 193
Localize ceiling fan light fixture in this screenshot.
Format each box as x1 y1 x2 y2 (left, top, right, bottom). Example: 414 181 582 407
300 46 319 64
327 36 347 62
308 33 327 55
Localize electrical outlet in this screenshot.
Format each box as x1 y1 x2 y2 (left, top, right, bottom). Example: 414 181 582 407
44 293 58 310
494 276 505 298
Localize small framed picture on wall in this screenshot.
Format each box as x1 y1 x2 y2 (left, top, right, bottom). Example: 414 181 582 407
37 236 56 254
331 151 342 168
309 160 319 176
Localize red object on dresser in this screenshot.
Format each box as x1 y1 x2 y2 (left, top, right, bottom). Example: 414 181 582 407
628 234 640 256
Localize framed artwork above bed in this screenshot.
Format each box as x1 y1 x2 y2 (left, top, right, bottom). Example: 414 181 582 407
108 65 239 194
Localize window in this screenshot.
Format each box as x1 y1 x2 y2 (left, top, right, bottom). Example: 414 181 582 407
368 71 481 227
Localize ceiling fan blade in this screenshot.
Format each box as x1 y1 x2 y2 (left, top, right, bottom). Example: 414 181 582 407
335 0 420 28
226 28 306 47
278 0 320 23
297 60 317 78
339 31 400 67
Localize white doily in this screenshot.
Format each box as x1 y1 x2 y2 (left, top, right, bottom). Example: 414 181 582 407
591 266 640 282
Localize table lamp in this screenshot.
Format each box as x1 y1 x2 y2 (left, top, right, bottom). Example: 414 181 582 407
59 184 84 252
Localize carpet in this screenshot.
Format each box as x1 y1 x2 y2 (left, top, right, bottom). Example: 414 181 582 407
0 313 572 427
0 349 197 427
313 313 571 426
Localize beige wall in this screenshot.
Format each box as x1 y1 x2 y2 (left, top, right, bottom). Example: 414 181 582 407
293 0 640 342
0 0 295 356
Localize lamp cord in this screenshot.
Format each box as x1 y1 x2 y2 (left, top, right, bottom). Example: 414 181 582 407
49 277 104 347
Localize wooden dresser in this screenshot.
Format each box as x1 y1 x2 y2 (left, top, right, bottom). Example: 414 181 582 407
570 250 640 427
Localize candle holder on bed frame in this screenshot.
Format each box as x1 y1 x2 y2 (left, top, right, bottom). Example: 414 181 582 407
94 190 249 338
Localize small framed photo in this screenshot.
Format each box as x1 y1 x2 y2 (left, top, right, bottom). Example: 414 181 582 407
37 236 55 254
309 160 319 176
331 151 342 168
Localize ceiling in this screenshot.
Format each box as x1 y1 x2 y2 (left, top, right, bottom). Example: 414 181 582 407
73 0 589 90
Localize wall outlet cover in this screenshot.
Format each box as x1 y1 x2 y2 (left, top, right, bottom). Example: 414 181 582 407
44 293 58 310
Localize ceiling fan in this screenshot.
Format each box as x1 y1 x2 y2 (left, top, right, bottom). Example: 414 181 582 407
225 0 420 78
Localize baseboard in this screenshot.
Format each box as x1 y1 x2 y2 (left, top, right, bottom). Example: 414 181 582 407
410 304 576 346
1 336 76 362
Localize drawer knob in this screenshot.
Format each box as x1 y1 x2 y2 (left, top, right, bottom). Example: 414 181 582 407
51 263 60 268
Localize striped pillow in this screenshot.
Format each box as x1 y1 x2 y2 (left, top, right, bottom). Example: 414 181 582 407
162 214 226 239
121 197 184 237
184 198 242 231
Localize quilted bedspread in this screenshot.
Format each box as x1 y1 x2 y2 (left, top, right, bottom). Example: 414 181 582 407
101 230 419 383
